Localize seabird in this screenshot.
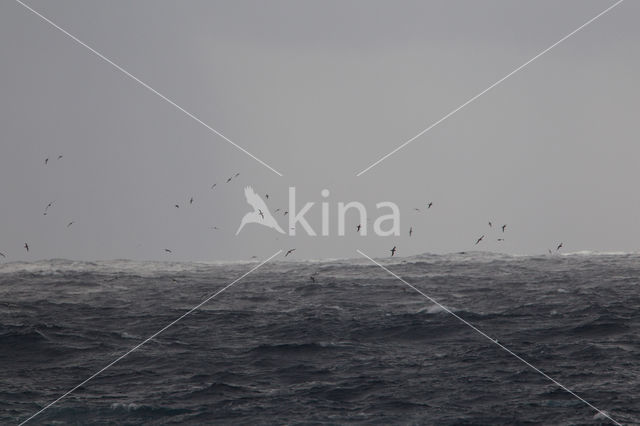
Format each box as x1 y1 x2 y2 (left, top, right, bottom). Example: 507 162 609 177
413 208 421 212
211 183 217 189
171 278 178 284
189 197 194 205
283 211 288 216
175 204 180 209
285 248 296 257
44 158 48 165
501 224 507 233
226 177 232 183
234 173 240 177
497 238 504 242
391 246 397 256
236 187 285 235
275 208 281 213
57 155 63 160
210 226 219 230
548 249 552 254
409 227 413 237
488 221 492 228
310 276 316 283
67 221 74 228
164 249 172 253
556 242 563 251
475 235 484 245
427 202 433 209
357 224 361 232
0 252 5 258
24 243 29 252
265 194 269 199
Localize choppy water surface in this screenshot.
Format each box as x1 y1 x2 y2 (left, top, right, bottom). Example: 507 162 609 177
1 253 638 424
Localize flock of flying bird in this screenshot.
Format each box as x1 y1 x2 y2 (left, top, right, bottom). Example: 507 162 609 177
0 158 563 262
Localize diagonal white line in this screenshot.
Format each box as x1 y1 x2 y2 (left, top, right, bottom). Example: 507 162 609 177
14 0 284 177
356 0 624 177
356 249 621 425
19 250 282 425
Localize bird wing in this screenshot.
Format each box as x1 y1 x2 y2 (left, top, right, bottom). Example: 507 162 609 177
244 186 269 213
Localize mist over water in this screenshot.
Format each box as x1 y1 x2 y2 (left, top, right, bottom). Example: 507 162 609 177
2 252 638 424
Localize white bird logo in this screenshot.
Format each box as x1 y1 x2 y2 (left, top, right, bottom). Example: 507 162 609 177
236 186 285 235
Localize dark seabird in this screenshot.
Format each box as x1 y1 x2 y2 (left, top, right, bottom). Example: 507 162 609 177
258 209 264 219
226 177 232 183
310 276 316 283
556 242 563 251
24 243 29 252
67 221 74 228
171 278 178 284
409 227 413 237
391 246 397 256
285 248 296 257
488 221 492 228
548 249 553 254
265 194 269 199
189 197 194 205
497 238 504 242
475 235 484 245
175 204 180 209
211 183 217 189
0 252 5 258
275 208 281 213
57 155 63 160
234 173 240 177
501 224 507 233
44 158 48 165
427 202 433 209
164 249 172 253
283 211 289 216
357 224 361 232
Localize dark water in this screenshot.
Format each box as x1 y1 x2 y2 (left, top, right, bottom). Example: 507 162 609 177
1 253 639 425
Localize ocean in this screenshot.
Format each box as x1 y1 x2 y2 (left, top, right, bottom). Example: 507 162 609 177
1 252 638 425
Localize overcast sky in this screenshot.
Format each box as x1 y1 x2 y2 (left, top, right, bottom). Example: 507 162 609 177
1 0 638 262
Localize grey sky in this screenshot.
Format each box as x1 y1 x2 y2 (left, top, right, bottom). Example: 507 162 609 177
1 0 638 262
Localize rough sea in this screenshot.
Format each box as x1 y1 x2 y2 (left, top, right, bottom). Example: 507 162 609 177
1 252 638 425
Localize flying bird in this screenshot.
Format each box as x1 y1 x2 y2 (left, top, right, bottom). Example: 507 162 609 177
357 224 361 232
265 194 269 199
497 238 504 242
275 208 281 213
24 243 29 252
409 227 413 237
556 242 563 251
164 249 172 253
57 155 63 160
283 211 289 216
236 186 285 235
285 248 296 257
234 172 240 177
211 183 217 189
475 235 484 245
413 208 421 212
427 202 433 209
501 224 507 233
44 158 48 165
174 204 180 209
390 246 397 256
189 197 194 205
0 252 6 258
226 177 232 183
67 221 75 228
488 221 492 228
